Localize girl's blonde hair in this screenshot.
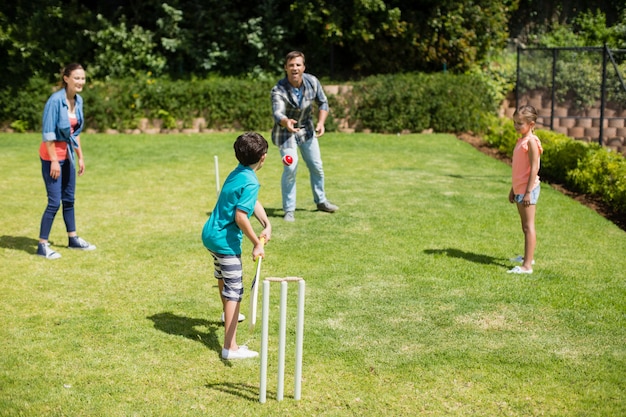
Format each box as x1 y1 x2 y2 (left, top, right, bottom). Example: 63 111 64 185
514 104 538 124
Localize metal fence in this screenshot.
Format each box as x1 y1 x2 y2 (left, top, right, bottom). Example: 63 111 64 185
515 45 626 148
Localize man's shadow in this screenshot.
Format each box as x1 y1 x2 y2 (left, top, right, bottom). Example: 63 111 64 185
264 207 310 218
0 235 40 255
424 248 508 268
206 207 310 218
147 312 227 363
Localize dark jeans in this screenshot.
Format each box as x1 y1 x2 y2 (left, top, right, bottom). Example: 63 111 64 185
39 159 76 240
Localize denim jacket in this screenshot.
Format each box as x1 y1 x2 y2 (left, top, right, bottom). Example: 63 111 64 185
42 88 84 163
271 73 329 147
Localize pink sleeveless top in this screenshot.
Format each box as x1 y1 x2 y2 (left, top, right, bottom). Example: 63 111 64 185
39 115 78 161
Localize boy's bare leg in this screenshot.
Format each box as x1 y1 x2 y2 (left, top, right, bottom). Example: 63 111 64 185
218 279 226 311
223 300 240 351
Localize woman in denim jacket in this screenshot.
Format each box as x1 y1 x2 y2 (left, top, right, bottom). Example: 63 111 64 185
37 63 96 259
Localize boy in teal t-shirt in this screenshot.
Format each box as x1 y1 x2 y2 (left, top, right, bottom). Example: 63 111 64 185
202 132 272 360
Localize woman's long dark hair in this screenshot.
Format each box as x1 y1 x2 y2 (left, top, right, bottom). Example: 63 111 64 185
60 63 84 88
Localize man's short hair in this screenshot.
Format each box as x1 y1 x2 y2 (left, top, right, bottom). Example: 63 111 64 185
284 51 305 66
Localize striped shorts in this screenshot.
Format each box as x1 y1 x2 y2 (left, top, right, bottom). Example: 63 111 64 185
209 251 244 302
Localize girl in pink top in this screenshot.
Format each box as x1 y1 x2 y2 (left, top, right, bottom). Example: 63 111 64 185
508 105 543 274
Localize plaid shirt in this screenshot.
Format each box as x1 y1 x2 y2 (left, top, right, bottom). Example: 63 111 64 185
271 73 329 146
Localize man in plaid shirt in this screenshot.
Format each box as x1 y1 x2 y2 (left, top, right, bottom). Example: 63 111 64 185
271 50 338 222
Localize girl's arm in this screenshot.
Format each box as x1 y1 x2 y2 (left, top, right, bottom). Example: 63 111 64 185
45 141 61 179
523 138 540 204
74 136 85 175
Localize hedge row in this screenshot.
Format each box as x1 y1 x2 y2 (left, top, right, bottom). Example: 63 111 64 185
484 115 626 218
348 73 499 134
2 72 498 134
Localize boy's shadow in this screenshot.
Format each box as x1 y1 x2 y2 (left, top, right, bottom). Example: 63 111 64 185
147 312 228 363
0 235 40 255
205 382 260 402
424 248 508 268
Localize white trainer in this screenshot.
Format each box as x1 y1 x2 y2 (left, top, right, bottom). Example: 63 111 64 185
221 345 258 360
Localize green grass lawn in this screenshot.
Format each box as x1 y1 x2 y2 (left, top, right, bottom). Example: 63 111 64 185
1 132 624 416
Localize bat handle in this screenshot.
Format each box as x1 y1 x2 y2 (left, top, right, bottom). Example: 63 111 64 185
256 237 266 260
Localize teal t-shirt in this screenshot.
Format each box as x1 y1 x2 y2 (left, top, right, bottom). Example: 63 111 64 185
202 164 259 255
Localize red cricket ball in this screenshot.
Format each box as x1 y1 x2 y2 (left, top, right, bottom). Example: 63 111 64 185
282 155 294 166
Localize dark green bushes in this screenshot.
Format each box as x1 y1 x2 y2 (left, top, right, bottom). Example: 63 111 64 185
349 73 498 134
537 130 593 185
349 74 432 133
1 77 51 133
569 149 626 214
2 72 500 135
81 76 276 131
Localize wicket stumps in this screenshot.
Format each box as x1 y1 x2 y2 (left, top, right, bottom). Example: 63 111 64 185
259 277 305 403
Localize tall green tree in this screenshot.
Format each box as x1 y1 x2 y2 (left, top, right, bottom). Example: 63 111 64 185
0 0 95 87
286 0 516 77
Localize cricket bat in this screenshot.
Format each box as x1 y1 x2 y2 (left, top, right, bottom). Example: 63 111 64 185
248 237 265 331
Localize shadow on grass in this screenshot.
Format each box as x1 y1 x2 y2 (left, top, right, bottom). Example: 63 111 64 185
257 207 317 219
147 312 228 363
0 235 39 255
446 173 509 181
206 207 311 219
205 381 260 402
424 248 508 268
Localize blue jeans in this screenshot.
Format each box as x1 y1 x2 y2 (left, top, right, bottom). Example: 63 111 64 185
280 136 327 212
39 159 76 240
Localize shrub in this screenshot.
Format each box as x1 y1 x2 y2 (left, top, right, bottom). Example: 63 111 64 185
536 129 595 185
350 73 498 134
483 114 518 156
568 148 626 214
350 74 431 133
9 120 29 133
426 73 498 133
0 77 51 132
80 76 276 131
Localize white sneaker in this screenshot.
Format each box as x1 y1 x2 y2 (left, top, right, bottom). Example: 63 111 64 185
507 266 533 274
220 312 245 323
510 255 535 265
221 345 258 360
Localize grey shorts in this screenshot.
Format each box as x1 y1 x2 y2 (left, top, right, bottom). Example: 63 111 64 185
209 251 244 302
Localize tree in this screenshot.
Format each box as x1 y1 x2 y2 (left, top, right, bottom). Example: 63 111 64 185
0 0 96 88
285 0 516 77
